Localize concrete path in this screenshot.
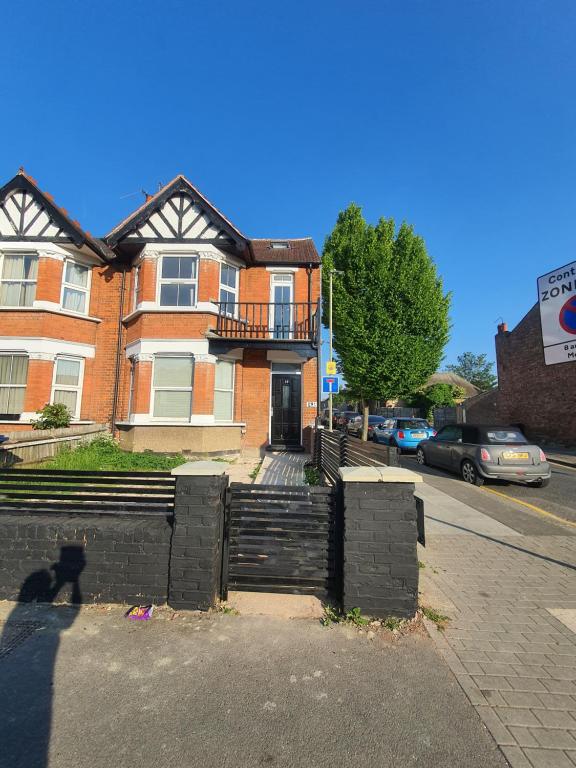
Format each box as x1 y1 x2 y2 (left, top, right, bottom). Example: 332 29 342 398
0 603 506 768
419 482 576 768
256 452 309 485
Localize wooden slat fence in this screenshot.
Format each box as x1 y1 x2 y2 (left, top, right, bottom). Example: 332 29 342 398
0 469 175 518
315 429 399 485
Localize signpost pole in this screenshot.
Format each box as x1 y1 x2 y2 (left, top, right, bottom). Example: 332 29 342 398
328 269 333 432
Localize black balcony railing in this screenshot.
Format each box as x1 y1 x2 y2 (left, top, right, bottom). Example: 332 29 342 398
215 302 318 341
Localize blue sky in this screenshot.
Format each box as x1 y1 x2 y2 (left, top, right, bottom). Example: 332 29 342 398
1 0 575 368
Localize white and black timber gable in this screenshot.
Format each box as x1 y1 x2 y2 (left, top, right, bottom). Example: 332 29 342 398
106 176 248 254
0 170 113 260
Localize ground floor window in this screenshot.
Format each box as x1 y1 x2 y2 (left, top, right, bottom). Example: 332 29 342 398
51 356 84 419
214 359 235 421
0 354 28 419
152 355 194 420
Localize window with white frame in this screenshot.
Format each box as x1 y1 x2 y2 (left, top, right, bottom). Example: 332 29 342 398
214 359 234 422
158 255 197 307
0 253 38 307
61 260 91 314
51 356 83 419
0 354 29 419
133 263 142 311
152 356 194 420
219 264 238 316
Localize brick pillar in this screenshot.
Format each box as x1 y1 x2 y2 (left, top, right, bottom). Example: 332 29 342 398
340 466 422 619
192 356 216 416
23 354 55 418
168 462 229 610
131 354 153 416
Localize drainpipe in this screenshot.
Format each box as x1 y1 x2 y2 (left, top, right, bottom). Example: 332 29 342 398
306 264 313 338
110 266 127 435
316 264 322 425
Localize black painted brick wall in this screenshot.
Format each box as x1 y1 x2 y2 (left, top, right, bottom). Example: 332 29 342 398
168 473 229 610
342 482 419 619
0 514 172 604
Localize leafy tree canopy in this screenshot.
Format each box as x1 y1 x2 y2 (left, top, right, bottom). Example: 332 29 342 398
322 204 450 408
445 352 497 391
407 383 458 420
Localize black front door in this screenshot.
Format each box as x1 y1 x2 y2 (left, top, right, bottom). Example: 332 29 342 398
270 374 301 448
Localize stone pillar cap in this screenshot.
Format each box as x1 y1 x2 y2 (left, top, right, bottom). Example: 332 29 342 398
171 461 227 476
339 466 423 483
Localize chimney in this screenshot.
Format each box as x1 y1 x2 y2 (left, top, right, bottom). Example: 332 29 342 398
497 321 508 334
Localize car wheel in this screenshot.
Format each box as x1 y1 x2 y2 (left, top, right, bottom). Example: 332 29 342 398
462 460 484 486
530 478 550 488
416 447 426 466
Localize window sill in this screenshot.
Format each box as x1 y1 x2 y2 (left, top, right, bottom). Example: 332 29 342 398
0 306 102 323
123 302 218 322
116 421 246 428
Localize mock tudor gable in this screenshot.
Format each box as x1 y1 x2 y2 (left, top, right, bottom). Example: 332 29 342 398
106 175 247 253
0 170 112 261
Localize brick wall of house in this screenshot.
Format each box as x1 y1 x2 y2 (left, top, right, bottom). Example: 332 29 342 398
495 304 576 444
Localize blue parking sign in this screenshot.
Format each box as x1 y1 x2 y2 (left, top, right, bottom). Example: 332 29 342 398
322 376 340 394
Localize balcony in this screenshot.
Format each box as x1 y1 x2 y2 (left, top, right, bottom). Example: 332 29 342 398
212 302 318 350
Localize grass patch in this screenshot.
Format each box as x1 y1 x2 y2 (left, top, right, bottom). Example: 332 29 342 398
421 605 450 630
303 466 321 485
34 435 187 472
249 460 263 482
321 605 370 628
217 604 239 616
418 560 426 569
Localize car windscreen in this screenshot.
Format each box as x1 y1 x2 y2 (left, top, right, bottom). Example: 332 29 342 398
483 429 528 445
368 416 386 423
397 420 430 429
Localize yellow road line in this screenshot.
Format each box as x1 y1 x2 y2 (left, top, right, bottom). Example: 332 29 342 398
481 486 576 529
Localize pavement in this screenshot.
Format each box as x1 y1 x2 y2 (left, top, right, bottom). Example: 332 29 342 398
408 456 576 768
0 604 506 768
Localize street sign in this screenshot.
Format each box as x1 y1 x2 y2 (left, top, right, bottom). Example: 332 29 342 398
537 260 576 365
322 376 340 394
326 361 337 375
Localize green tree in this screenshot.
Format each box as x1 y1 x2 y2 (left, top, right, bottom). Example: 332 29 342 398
407 383 457 420
323 205 450 440
445 352 497 391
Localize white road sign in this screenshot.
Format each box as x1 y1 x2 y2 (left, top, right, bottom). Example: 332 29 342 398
537 260 576 365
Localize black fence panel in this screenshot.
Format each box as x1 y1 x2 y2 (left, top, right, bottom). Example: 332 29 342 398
315 429 399 485
223 483 340 600
0 469 175 518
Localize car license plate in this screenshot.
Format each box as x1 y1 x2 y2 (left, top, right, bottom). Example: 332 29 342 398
503 451 529 460
411 432 426 439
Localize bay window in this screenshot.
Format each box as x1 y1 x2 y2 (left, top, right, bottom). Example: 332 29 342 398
214 359 234 422
0 354 28 419
0 253 38 307
51 356 83 419
159 255 197 307
61 260 91 314
152 355 194 419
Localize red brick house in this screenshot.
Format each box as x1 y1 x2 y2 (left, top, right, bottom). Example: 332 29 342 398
0 170 320 455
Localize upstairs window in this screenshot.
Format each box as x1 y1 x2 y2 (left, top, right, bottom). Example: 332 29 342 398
159 255 197 307
51 356 83 419
62 260 91 314
219 264 238 316
133 264 142 311
270 242 290 249
152 355 194 420
0 354 28 419
0 253 38 307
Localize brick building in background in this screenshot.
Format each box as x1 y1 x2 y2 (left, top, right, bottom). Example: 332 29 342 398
0 170 320 455
465 306 576 445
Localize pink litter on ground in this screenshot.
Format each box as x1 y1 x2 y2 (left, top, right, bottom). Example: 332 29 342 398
125 605 154 621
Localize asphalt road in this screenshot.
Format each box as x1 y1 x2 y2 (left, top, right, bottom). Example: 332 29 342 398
348 435 576 528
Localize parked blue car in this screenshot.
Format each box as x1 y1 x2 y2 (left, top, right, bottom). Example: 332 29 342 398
373 418 436 452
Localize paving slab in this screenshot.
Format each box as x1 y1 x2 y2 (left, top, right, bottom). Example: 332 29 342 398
419 479 576 768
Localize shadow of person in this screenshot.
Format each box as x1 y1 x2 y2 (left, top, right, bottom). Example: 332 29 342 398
0 546 85 768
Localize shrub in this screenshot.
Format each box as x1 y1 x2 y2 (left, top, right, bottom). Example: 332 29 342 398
32 403 72 430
